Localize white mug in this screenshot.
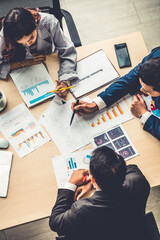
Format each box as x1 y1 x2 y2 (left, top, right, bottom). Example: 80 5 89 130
0 90 7 112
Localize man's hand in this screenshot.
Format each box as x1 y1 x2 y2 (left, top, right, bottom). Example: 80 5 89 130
130 94 148 118
69 169 89 186
71 100 98 116
74 181 93 201
54 80 68 97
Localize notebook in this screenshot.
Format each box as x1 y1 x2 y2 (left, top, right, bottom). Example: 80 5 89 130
0 151 13 197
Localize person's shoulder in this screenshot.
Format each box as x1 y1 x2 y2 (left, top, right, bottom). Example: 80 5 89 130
39 12 58 25
124 165 150 193
148 47 160 59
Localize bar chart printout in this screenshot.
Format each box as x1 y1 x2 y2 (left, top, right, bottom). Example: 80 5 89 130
10 63 56 107
0 103 50 158
52 150 92 187
80 98 133 138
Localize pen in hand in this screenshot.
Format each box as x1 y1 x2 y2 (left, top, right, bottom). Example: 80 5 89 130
70 99 79 126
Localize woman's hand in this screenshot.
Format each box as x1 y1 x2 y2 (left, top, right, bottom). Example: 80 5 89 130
22 55 46 67
11 55 46 71
54 80 68 97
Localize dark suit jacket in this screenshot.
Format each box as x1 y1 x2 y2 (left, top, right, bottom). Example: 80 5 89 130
49 165 150 240
98 48 160 140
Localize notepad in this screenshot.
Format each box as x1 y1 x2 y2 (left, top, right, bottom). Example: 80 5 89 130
70 49 119 98
0 151 13 198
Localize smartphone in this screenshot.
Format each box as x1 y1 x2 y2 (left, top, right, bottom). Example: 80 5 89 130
114 43 131 68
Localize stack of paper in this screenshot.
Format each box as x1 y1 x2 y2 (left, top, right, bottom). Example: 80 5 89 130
0 151 13 197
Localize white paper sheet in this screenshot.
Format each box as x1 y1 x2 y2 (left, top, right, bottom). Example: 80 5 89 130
0 104 50 158
10 63 55 107
0 151 13 197
92 125 138 161
40 99 90 154
78 97 133 139
70 50 119 98
40 97 133 154
52 150 92 188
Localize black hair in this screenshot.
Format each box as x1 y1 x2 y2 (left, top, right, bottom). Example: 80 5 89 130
89 146 126 192
138 58 160 92
4 8 36 42
2 8 39 61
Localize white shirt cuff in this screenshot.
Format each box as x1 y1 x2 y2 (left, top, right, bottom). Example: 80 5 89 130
140 111 152 125
93 97 106 110
60 182 77 192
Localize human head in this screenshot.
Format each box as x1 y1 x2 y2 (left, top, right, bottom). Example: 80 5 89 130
3 8 37 44
138 58 160 97
89 146 126 192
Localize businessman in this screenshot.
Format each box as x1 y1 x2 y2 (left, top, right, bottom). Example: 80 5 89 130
72 48 160 140
49 146 150 240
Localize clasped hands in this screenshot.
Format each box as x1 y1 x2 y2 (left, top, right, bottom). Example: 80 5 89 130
69 169 93 201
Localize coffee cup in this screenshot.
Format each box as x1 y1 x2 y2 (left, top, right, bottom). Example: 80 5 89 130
0 90 7 112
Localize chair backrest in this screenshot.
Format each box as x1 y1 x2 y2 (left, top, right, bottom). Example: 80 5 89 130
39 0 82 47
145 212 160 240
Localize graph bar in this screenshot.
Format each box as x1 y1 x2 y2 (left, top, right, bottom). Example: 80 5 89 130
74 162 77 168
101 114 107 122
68 160 72 169
97 118 101 125
70 158 75 168
116 103 124 115
91 122 95 127
112 107 118 117
106 110 112 120
22 80 49 96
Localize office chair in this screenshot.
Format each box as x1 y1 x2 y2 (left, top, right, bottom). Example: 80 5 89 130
0 0 82 48
145 212 160 240
39 0 82 47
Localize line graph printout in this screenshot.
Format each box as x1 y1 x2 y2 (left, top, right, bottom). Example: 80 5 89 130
52 150 92 187
0 104 50 158
10 63 55 107
40 100 90 154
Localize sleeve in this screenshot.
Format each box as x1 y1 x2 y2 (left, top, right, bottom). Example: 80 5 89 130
98 51 156 108
123 165 150 208
49 189 80 236
0 35 11 79
47 15 78 82
143 114 160 140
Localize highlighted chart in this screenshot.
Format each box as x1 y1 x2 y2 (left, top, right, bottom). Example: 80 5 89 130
89 100 132 130
10 64 56 107
0 104 50 158
18 131 45 149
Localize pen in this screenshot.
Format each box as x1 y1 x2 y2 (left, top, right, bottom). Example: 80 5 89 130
47 86 74 93
70 99 79 126
82 175 87 183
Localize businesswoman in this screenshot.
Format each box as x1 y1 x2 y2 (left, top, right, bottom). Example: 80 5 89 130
0 8 78 96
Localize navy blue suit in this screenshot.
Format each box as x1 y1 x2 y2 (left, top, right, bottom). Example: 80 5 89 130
98 48 160 140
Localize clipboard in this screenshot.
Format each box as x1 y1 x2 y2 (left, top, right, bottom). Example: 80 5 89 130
70 49 119 99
